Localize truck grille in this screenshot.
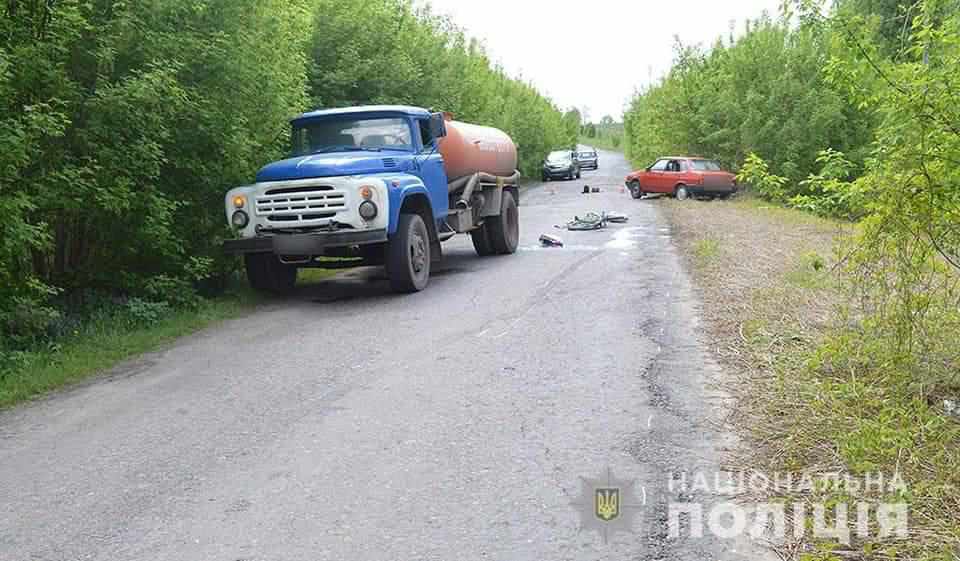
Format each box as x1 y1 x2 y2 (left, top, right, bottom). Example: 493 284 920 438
255 186 347 223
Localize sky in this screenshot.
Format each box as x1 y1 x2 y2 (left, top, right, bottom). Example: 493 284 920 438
419 0 784 121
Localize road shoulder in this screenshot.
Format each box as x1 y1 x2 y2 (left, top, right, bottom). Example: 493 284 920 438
658 194 959 559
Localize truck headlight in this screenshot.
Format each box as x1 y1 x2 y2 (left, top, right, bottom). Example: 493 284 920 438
231 210 249 229
359 201 378 221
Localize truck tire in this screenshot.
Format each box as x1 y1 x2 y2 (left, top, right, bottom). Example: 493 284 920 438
487 190 519 255
387 213 431 293
471 225 495 256
244 253 297 294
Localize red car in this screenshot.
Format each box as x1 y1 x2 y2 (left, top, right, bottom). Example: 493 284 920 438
625 157 737 200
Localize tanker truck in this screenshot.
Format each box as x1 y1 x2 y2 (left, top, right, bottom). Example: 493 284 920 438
222 106 520 293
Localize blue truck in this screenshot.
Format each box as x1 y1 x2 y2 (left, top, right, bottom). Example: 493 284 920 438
223 106 521 293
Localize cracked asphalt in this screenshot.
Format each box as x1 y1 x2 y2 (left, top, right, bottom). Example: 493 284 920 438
0 150 773 560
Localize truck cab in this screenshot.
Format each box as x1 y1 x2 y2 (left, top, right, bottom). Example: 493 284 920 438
224 106 519 293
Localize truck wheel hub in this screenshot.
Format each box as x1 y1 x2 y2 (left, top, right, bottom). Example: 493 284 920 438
411 233 427 272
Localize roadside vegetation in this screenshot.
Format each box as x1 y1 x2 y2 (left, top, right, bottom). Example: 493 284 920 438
0 0 572 405
634 1 960 557
0 290 255 408
580 116 625 151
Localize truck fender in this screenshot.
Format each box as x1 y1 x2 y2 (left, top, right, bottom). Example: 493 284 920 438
388 181 435 236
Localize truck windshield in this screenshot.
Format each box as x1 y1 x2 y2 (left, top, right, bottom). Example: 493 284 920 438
292 117 413 156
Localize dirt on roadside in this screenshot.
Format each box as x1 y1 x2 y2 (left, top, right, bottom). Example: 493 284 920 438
656 195 848 374
655 194 838 551
655 194 856 558
657 193 960 560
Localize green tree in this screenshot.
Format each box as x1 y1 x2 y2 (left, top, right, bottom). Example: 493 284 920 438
623 12 873 195
0 0 568 346
562 108 582 147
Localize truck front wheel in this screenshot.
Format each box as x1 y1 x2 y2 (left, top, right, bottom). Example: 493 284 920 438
387 213 431 293
244 253 297 294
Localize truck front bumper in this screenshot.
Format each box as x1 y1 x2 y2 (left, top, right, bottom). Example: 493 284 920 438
223 229 388 256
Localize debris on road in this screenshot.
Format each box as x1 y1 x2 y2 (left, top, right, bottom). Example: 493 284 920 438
603 211 629 223
582 185 591 194
561 213 605 231
539 234 564 247
556 211 630 231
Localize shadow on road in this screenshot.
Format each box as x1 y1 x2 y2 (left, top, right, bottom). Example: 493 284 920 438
290 250 485 304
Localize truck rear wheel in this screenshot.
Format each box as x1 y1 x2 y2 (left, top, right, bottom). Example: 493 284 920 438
471 226 495 256
488 190 519 255
244 253 297 294
387 213 431 293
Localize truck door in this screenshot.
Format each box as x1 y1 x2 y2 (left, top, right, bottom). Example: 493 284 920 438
416 117 449 219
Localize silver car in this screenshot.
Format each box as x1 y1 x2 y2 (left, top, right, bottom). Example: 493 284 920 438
576 148 598 170
542 150 581 181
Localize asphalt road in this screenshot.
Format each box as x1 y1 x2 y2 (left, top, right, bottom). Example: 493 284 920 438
0 150 772 560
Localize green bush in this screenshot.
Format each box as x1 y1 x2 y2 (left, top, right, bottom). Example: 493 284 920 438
736 153 789 201
123 298 173 327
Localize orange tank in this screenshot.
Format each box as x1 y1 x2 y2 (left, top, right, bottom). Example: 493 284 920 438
438 117 518 183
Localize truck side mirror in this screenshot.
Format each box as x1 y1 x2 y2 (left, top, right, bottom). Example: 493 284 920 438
429 113 447 139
